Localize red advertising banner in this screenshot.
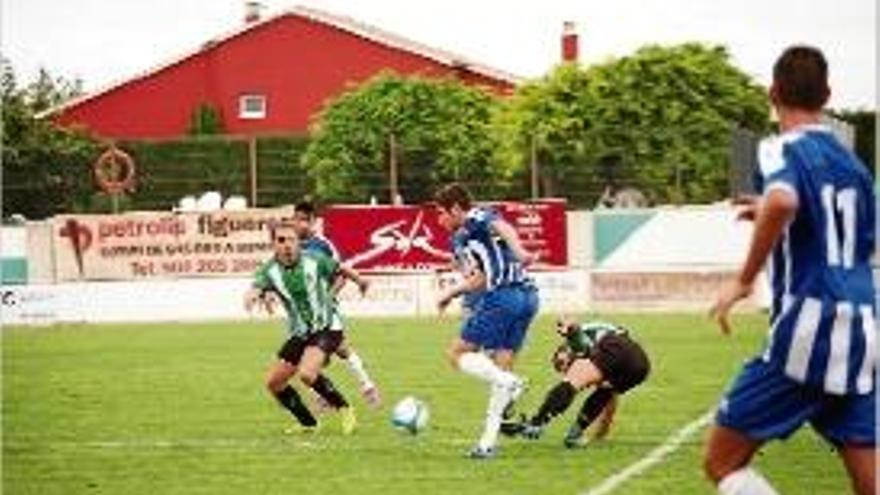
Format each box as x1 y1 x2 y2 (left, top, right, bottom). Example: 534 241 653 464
323 200 567 270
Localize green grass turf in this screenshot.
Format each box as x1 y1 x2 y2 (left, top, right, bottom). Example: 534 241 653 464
3 314 852 494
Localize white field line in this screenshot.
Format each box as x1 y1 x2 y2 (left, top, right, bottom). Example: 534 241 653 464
580 409 715 495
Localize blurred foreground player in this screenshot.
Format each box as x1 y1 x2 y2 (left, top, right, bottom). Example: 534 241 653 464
706 46 877 495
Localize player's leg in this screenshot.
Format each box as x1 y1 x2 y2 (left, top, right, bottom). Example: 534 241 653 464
300 331 357 434
565 334 650 447
703 426 777 494
839 445 876 495
450 339 518 388
704 358 817 494
589 391 618 440
521 357 603 439
336 337 381 408
266 339 318 427
459 290 525 458
813 388 877 495
493 286 538 419
563 387 617 448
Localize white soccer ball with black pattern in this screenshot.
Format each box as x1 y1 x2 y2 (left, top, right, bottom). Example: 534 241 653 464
391 396 429 434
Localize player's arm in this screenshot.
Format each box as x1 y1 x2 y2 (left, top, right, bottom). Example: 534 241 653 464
490 218 538 266
710 188 797 333
336 263 369 296
244 264 277 314
437 268 486 312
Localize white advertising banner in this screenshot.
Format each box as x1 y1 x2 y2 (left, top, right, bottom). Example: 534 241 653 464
52 208 295 281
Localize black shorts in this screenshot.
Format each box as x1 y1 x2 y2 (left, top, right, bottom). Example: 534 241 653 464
588 333 650 393
276 330 344 366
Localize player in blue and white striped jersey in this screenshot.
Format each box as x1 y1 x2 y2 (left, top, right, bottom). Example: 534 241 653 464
434 183 540 459
292 201 381 409
705 46 876 495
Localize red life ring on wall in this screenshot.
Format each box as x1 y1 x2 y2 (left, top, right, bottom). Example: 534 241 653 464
94 147 136 194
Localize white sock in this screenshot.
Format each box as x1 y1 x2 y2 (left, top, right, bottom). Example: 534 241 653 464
457 352 515 386
478 383 512 449
344 351 374 390
718 468 779 495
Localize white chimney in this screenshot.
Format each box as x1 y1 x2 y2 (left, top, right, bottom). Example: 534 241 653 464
244 1 263 24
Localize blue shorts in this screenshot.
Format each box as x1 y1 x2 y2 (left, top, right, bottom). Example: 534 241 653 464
461 285 538 352
717 357 876 446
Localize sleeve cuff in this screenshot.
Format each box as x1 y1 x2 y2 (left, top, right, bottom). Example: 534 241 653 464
764 181 798 202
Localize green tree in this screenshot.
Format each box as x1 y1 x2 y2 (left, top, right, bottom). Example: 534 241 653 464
495 43 771 206
187 103 225 135
833 109 875 176
2 60 101 219
303 73 504 203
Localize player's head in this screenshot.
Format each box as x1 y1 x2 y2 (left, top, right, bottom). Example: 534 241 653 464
770 45 829 113
293 200 317 239
556 315 578 336
434 183 473 231
270 219 300 265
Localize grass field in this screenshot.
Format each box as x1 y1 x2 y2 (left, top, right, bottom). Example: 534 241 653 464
3 314 853 495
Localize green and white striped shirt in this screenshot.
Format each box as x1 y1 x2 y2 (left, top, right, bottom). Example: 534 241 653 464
253 252 343 337
565 321 629 356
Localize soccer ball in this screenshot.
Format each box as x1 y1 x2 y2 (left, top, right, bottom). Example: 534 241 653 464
391 396 429 434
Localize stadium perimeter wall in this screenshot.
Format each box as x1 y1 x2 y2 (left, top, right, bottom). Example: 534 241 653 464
2 205 775 325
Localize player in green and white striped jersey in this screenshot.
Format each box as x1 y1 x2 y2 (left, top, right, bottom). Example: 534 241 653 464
511 317 650 447
244 220 369 434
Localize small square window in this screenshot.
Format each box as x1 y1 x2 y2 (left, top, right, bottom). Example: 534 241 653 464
239 94 266 119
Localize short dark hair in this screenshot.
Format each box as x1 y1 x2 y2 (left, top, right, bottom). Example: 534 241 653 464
772 45 829 111
269 219 297 240
434 183 473 211
294 200 316 217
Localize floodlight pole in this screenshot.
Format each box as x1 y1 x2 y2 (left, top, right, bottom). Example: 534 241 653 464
248 137 258 207
530 135 539 200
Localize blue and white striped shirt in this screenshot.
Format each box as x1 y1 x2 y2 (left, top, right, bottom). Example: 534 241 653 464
301 234 340 261
755 124 876 395
452 207 531 291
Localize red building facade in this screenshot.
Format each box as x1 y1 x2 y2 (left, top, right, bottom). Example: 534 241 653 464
48 6 519 139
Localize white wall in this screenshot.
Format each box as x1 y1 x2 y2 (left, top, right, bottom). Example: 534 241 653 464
1 270 591 325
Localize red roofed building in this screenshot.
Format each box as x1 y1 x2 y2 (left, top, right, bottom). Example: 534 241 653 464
45 6 520 139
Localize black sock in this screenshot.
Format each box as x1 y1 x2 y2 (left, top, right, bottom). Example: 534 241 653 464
274 385 318 426
531 381 577 426
575 388 615 429
310 374 348 409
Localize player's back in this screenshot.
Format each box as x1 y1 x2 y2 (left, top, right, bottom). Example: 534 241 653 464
764 126 875 304
456 207 530 291
758 125 876 395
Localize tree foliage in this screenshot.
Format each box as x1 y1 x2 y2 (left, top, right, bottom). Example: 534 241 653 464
495 43 771 206
187 103 225 136
302 73 504 203
2 60 101 219
833 109 875 176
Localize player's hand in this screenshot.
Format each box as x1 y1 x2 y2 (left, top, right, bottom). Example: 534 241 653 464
260 292 279 315
732 195 761 222
244 289 277 315
521 250 540 266
356 278 370 297
709 279 753 335
244 289 262 314
436 292 453 314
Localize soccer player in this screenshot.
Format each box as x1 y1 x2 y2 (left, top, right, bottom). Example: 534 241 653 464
513 317 650 448
434 183 540 459
291 200 381 408
705 46 876 495
244 219 370 434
